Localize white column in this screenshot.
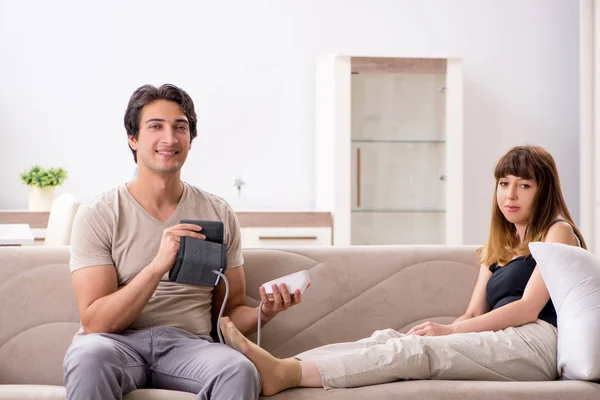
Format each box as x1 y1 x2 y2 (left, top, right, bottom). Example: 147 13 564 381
445 58 464 245
580 0 595 252
315 55 351 245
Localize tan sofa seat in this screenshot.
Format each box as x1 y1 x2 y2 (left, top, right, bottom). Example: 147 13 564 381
0 386 196 399
1 245 599 399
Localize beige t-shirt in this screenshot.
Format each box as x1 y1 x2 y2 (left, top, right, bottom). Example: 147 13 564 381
70 182 243 336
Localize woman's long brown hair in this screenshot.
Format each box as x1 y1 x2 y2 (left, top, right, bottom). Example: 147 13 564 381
480 146 586 266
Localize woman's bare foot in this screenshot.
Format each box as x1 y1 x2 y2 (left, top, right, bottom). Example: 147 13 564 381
220 316 302 396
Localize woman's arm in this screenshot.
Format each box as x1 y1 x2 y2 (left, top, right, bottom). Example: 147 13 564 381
410 262 492 335
410 222 579 336
452 221 579 334
453 263 493 323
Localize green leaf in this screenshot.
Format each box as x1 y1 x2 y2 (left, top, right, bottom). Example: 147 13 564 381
20 165 68 188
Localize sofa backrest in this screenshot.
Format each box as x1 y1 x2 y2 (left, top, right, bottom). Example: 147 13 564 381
242 246 480 357
0 245 479 386
0 246 77 386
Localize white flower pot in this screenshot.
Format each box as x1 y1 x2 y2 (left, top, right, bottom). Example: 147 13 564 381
28 186 56 211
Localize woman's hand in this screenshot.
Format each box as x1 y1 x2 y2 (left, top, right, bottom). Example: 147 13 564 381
407 321 457 337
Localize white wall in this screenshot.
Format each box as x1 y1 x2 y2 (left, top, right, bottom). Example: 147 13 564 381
0 0 580 245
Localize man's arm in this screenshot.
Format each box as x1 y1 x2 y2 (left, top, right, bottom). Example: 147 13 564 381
72 263 164 334
213 204 302 336
72 223 205 334
212 266 301 336
212 266 264 336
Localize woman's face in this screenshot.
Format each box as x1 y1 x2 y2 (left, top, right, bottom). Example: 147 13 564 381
496 175 538 225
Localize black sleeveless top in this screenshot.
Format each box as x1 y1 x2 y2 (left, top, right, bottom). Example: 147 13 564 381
486 255 557 327
485 219 580 328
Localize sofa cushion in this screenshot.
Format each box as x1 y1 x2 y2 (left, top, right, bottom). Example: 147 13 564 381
0 385 196 400
268 380 600 400
0 322 80 386
0 385 65 400
529 242 600 380
2 380 599 400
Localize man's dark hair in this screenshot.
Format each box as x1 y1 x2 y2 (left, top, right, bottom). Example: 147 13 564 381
124 84 198 162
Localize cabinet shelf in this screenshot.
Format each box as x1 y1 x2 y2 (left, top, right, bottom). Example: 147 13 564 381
351 139 445 144
352 209 446 213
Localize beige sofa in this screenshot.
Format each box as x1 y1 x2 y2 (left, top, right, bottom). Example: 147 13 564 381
1 245 599 400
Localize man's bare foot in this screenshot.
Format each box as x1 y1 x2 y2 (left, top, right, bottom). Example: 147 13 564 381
220 316 302 396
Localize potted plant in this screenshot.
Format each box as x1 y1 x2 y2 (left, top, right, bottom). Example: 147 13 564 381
20 165 68 211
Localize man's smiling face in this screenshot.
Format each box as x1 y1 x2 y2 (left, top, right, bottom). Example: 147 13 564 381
128 99 192 174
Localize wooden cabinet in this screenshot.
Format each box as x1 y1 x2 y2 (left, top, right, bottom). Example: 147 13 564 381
237 212 332 247
0 210 333 247
0 210 49 243
241 227 331 247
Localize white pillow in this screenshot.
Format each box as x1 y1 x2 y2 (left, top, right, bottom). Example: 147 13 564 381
528 241 600 380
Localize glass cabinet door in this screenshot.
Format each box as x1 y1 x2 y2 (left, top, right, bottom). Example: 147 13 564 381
351 211 445 245
351 72 446 142
350 72 447 245
351 141 446 211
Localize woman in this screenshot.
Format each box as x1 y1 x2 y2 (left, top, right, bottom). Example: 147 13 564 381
220 145 585 396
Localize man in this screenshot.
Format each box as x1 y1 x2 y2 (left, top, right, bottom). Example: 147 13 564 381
63 84 302 400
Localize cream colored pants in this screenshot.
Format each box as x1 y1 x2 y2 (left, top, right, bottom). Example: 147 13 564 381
296 319 557 389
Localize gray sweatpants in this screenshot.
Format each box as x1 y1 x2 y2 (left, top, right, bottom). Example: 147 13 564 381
296 319 558 389
63 326 261 400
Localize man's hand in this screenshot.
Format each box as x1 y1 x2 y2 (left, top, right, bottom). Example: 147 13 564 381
407 321 456 337
150 223 206 276
258 283 308 321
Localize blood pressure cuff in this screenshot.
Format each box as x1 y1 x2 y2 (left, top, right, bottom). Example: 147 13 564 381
168 219 227 286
